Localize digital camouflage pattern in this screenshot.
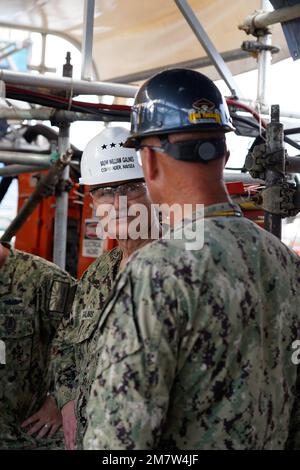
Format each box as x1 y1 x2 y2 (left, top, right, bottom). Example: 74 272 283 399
51 247 122 448
84 202 300 450
0 247 75 449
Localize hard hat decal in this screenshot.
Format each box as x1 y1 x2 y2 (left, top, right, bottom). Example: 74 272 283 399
188 109 222 124
188 99 221 125
192 99 216 111
99 155 135 173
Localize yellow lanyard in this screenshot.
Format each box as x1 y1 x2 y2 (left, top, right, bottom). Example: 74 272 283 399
205 210 242 218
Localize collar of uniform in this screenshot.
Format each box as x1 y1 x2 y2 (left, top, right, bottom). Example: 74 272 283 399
203 201 243 218
84 246 122 288
169 201 243 235
0 244 15 295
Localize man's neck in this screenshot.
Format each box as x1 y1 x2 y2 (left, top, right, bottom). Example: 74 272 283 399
118 220 159 270
118 238 148 271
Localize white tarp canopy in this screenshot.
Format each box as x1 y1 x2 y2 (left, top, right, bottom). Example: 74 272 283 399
0 0 291 83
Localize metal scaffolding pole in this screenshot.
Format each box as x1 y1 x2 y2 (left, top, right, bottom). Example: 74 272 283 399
0 165 44 177
110 48 249 84
239 99 300 121
287 156 300 173
241 3 300 31
1 155 70 242
264 105 284 239
0 151 51 167
29 33 56 74
224 172 264 185
0 108 129 122
0 69 137 98
257 0 273 106
53 124 70 269
0 21 100 81
174 0 242 97
81 0 95 80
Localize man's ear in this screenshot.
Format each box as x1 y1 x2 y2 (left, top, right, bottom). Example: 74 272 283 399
224 150 230 165
141 147 158 182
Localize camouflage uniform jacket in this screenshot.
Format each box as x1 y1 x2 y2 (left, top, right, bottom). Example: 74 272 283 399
51 247 122 448
83 202 300 450
0 247 75 449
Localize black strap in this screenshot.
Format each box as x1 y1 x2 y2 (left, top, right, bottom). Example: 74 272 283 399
159 136 226 163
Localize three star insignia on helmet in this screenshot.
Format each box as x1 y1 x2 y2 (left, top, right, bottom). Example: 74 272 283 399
101 142 123 150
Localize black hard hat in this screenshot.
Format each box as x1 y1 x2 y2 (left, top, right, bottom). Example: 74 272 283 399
125 68 235 148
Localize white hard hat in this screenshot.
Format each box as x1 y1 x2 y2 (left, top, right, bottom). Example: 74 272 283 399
79 126 144 185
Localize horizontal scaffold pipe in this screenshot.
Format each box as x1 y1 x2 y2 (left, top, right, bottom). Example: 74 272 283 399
0 108 126 121
0 69 137 98
0 151 51 167
0 164 46 177
240 4 300 33
287 156 300 173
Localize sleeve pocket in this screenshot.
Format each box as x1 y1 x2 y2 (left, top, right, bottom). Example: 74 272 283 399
0 314 33 370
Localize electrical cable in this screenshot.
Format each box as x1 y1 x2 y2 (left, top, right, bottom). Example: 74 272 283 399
7 93 129 120
228 100 300 151
226 99 267 128
231 114 266 137
5 84 131 120
232 115 300 152
225 167 246 171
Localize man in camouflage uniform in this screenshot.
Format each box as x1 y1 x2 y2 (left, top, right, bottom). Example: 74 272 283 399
51 247 122 450
51 127 156 449
0 242 75 449
83 69 300 450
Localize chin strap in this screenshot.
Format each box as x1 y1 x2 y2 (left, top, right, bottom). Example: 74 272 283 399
159 136 226 163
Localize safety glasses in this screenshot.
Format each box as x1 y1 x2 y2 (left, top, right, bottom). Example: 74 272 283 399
135 145 166 165
90 181 146 203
